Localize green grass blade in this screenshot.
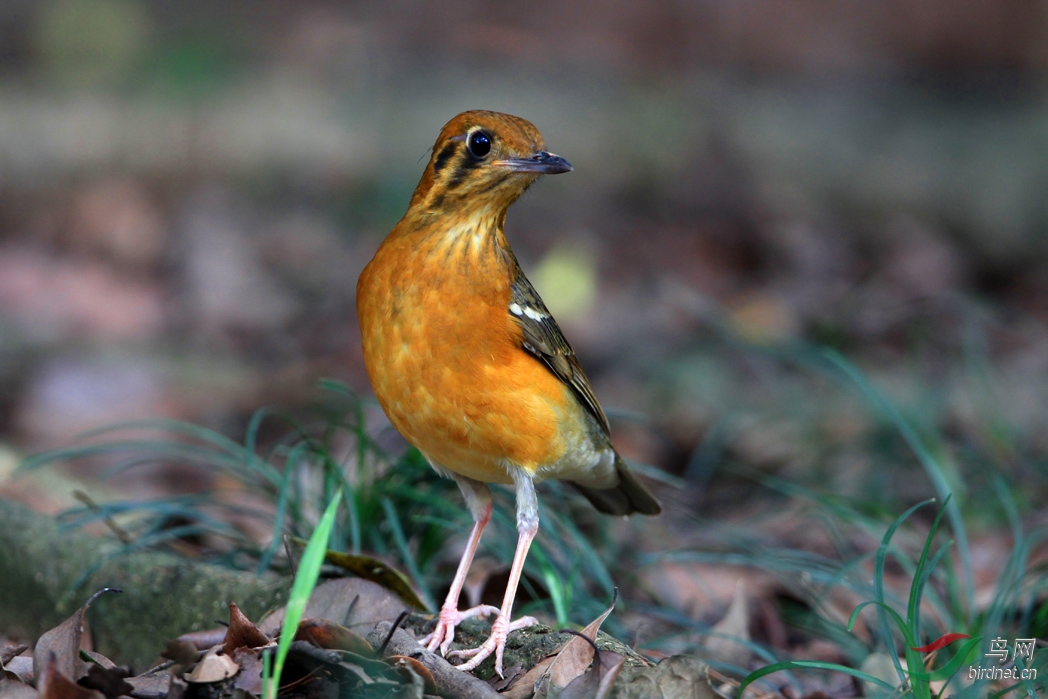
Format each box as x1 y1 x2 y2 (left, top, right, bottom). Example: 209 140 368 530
908 497 952 645
255 445 303 574
821 349 974 615
264 488 342 699
848 600 913 646
381 497 435 611
869 498 934 686
737 659 897 698
344 484 362 555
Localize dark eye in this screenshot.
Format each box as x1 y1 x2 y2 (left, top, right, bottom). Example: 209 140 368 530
467 130 491 159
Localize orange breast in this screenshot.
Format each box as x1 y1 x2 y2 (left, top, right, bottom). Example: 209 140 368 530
357 225 571 484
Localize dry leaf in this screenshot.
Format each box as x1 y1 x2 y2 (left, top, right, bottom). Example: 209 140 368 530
222 603 270 655
614 655 718 699
546 595 617 687
78 665 133 698
122 672 170 699
259 578 406 637
37 656 103 699
159 640 199 670
172 629 226 651
33 589 121 685
491 663 526 692
560 649 625 699
704 581 750 664
389 656 437 695
3 657 34 685
641 562 772 619
593 651 626 698
0 678 39 699
505 595 619 699
313 544 429 611
501 656 556 699
294 619 371 655
185 648 238 684
1 646 28 667
230 648 264 695
77 654 114 673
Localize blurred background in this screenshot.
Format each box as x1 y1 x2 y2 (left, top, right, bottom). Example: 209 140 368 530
1 0 1046 687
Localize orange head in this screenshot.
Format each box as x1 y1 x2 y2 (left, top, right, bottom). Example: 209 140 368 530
407 110 572 216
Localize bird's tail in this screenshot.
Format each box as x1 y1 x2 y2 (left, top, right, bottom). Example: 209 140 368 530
570 457 661 516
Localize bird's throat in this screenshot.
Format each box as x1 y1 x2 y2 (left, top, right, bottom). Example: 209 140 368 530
399 208 514 286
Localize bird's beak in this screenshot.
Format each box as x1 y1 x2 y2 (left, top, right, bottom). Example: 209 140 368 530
494 151 573 175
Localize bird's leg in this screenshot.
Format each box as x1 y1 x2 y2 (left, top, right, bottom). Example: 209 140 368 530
421 476 500 656
451 467 540 677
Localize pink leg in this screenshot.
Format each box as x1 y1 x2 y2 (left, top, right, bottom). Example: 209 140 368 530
450 523 538 676
420 500 500 656
450 467 540 677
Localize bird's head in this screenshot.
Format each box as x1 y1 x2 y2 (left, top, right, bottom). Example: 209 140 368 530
407 110 572 216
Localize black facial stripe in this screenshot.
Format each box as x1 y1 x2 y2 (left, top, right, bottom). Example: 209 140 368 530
475 171 511 195
432 143 457 175
444 150 476 191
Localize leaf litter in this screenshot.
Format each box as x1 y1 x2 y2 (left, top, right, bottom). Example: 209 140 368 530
4 570 707 699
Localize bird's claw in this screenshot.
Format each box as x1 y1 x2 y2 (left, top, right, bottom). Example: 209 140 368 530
448 614 539 677
420 604 501 657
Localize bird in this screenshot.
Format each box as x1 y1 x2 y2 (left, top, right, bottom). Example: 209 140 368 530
356 110 661 677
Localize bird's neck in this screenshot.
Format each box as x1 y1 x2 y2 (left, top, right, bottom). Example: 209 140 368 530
390 203 516 285
403 202 510 253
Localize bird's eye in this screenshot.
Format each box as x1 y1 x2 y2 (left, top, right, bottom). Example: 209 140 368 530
467 131 491 159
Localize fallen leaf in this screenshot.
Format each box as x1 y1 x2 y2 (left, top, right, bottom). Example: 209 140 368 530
258 578 406 637
172 630 225 651
613 655 718 699
560 649 625 699
78 665 133 698
490 663 525 692
2 658 34 685
704 581 751 664
501 656 555 699
222 603 270 655
77 655 114 673
34 589 121 685
389 656 437 695
37 656 103 699
1 646 28 667
306 541 428 611
546 593 617 687
506 594 619 699
166 676 186 699
294 619 371 655
230 648 263 696
0 678 39 699
159 641 198 670
334 662 376 686
640 562 772 620
122 672 170 699
593 651 626 699
184 648 237 684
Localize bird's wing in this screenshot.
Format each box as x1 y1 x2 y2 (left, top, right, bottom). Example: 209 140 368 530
509 264 611 434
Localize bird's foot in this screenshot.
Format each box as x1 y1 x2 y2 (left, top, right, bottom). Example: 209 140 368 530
448 613 539 677
420 603 500 657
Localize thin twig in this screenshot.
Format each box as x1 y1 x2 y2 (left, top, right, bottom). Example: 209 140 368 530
74 491 133 544
283 535 297 578
379 611 410 654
